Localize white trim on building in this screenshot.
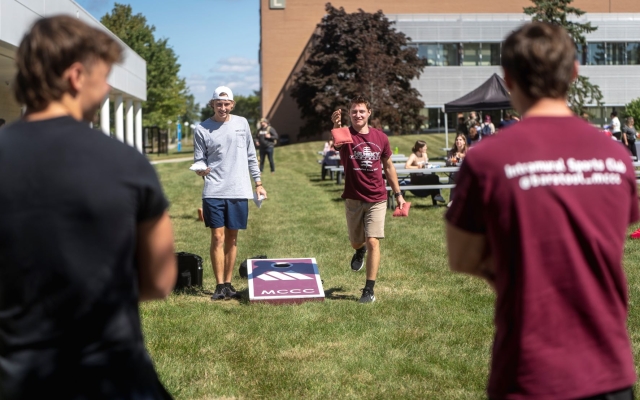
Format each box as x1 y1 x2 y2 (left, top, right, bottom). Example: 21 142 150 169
0 0 147 152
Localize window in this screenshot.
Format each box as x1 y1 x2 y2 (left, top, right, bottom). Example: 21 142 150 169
416 43 460 66
587 42 606 65
488 43 501 66
418 43 440 66
576 44 586 64
462 43 480 66
442 43 459 66
606 42 626 65
411 41 640 66
627 42 640 65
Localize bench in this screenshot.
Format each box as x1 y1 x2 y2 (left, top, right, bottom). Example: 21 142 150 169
386 184 455 209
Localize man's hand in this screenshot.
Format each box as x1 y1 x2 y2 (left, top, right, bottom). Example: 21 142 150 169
396 194 406 210
196 168 211 177
256 185 267 199
331 109 342 129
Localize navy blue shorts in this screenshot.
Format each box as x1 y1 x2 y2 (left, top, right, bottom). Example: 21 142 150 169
202 199 248 230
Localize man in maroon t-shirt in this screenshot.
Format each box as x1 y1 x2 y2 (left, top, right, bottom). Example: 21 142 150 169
446 23 638 400
331 96 405 303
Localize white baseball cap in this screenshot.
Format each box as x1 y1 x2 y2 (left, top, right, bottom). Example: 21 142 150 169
212 86 234 101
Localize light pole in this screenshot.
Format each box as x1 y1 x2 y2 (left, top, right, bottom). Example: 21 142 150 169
177 119 182 152
167 120 172 143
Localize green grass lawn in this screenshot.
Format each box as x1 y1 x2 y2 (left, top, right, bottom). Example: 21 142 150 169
145 134 640 399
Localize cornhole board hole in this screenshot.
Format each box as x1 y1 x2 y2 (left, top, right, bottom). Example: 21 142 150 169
248 258 325 304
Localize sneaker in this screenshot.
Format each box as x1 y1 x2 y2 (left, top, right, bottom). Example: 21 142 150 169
358 288 376 304
350 247 366 272
434 194 446 203
211 285 226 301
447 201 452 208
631 228 640 239
225 284 240 299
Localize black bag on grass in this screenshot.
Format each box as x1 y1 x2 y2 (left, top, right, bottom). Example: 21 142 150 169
174 252 204 291
239 255 267 279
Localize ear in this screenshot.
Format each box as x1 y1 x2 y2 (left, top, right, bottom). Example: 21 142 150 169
571 60 579 82
503 68 514 91
65 62 86 93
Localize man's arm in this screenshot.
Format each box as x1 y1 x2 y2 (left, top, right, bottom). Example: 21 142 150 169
446 222 495 286
193 126 211 176
381 156 406 209
137 211 177 301
246 121 266 197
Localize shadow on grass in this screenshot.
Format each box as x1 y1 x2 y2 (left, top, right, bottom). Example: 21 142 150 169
171 214 200 221
172 286 211 297
411 203 445 209
324 287 358 301
330 198 346 203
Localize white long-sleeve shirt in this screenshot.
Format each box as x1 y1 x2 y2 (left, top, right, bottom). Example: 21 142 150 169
193 115 261 199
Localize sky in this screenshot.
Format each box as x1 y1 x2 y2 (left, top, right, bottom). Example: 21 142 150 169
75 0 260 107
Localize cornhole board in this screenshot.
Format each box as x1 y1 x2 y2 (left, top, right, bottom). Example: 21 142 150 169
247 258 324 304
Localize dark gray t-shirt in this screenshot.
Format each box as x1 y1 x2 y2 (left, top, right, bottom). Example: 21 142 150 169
0 117 170 400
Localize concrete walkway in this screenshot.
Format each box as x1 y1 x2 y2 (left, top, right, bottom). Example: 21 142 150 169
149 157 192 165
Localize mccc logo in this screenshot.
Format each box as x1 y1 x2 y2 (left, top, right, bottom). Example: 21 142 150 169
262 289 316 295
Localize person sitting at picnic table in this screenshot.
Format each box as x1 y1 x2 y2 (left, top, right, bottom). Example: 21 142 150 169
447 134 467 166
468 126 481 147
446 134 468 208
404 140 430 169
403 140 446 204
321 139 339 180
323 138 336 155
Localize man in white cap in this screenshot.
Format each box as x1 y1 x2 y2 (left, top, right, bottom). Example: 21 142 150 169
193 86 267 300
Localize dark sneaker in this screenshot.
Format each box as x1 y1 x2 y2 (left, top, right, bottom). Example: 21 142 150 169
350 247 366 272
434 194 446 203
358 288 376 304
225 284 240 299
211 286 226 301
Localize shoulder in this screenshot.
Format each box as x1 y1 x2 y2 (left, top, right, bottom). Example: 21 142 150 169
196 118 213 132
370 127 389 142
231 115 249 125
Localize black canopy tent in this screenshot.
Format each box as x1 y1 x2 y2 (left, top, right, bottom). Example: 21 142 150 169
441 73 511 147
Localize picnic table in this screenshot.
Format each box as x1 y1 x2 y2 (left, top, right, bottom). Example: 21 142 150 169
387 165 460 208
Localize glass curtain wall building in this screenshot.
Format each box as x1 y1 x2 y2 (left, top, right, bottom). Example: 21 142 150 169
391 13 640 129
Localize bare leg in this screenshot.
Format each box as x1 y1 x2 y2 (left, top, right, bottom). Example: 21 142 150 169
350 241 366 250
365 237 380 281
210 227 225 284
224 228 239 282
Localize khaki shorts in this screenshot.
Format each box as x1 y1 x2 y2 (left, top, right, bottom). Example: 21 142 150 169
344 199 386 244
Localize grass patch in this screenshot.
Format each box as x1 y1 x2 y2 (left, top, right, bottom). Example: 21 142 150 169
144 133 640 399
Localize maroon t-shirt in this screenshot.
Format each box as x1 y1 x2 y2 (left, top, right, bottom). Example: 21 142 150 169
446 116 638 399
339 127 392 202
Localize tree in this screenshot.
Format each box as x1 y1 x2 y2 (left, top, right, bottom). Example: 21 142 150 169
200 91 261 133
101 3 189 128
624 98 640 123
290 3 426 137
524 0 603 116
